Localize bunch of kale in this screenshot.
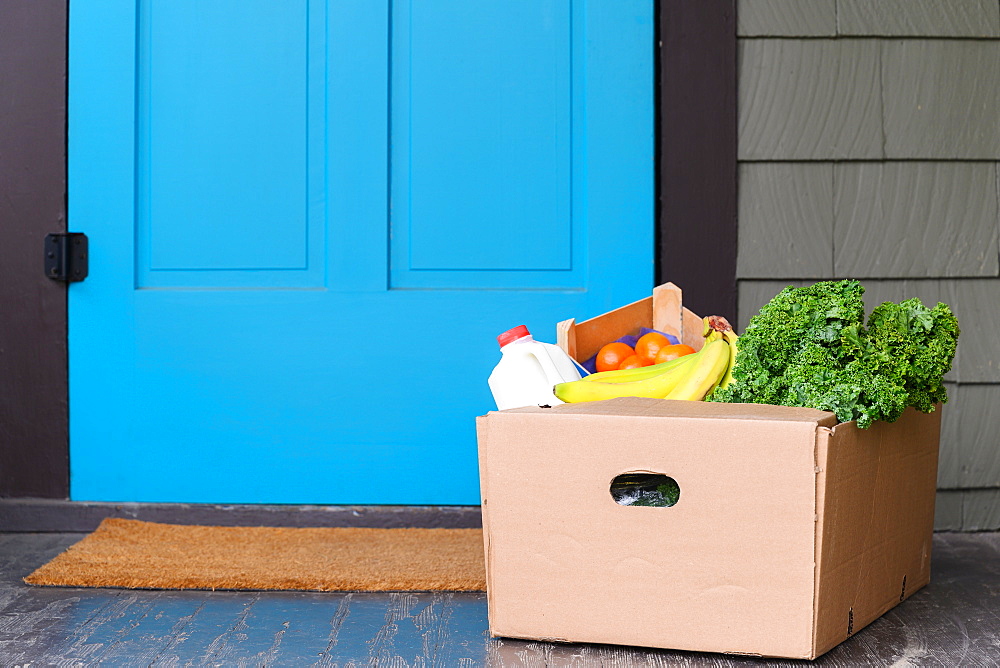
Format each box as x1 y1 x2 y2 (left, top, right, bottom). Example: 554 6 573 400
709 280 960 428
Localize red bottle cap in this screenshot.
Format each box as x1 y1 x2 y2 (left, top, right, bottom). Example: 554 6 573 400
497 325 531 348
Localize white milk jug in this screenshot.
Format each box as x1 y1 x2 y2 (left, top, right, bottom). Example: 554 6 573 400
488 325 583 410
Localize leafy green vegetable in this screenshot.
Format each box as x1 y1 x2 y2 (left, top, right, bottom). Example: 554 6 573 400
709 280 959 428
627 481 680 507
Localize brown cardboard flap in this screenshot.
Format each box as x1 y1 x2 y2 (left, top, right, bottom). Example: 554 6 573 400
496 397 838 425
812 407 941 657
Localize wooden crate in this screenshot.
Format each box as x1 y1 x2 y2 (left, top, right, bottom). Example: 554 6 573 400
556 282 706 364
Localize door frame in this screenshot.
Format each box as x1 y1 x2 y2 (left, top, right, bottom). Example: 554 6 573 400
0 1 70 499
0 1 736 511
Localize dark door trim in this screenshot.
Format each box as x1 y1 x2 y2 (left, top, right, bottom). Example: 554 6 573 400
657 0 738 320
0 1 69 498
0 1 738 507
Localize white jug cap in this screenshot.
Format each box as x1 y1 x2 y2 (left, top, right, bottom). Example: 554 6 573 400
497 325 531 348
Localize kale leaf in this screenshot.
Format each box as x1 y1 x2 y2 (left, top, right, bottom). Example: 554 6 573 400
865 298 960 415
709 280 959 428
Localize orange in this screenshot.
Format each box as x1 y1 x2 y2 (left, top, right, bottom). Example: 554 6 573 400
634 332 673 364
654 343 697 364
595 342 635 372
618 354 650 370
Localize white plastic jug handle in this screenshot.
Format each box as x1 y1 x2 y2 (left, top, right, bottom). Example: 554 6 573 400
525 346 565 386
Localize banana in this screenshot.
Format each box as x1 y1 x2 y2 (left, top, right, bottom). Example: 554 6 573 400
554 351 701 403
717 329 739 391
663 339 731 401
581 353 694 383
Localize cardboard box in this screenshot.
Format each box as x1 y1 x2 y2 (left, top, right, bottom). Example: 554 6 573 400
476 284 941 660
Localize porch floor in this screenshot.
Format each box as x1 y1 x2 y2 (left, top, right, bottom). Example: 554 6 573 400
1 532 998 666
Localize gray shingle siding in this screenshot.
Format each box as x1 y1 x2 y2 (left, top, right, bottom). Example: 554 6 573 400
737 0 1000 530
739 0 1000 38
833 163 999 278
935 488 1000 531
738 0 837 37
737 163 835 278
739 40 883 160
838 0 1000 38
882 41 1000 159
934 490 964 530
739 162 1000 279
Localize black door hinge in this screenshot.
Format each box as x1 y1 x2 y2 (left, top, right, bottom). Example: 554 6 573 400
45 233 89 282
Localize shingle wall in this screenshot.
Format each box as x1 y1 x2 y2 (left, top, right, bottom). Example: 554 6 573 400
737 0 1000 530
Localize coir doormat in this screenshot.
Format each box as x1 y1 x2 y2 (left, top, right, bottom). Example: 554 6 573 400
24 518 486 592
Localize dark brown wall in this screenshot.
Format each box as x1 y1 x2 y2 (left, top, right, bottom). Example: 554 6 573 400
658 0 738 320
0 1 69 498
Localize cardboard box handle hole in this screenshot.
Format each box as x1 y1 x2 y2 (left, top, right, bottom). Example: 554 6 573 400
610 473 680 507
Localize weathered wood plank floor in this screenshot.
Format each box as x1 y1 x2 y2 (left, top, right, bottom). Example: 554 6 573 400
1 532 998 666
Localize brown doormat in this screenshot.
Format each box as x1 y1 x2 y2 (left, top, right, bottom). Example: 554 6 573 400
24 518 486 592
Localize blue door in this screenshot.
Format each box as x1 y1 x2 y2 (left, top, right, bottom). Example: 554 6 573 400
68 1 653 504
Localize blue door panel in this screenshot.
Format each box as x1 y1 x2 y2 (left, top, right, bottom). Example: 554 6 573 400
143 1 309 271
136 1 326 288
69 0 653 504
395 0 572 274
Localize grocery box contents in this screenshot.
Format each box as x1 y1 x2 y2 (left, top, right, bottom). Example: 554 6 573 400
550 280 959 422
477 280 959 659
554 315 736 404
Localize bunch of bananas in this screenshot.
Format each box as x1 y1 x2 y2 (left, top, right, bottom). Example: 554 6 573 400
554 317 738 403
